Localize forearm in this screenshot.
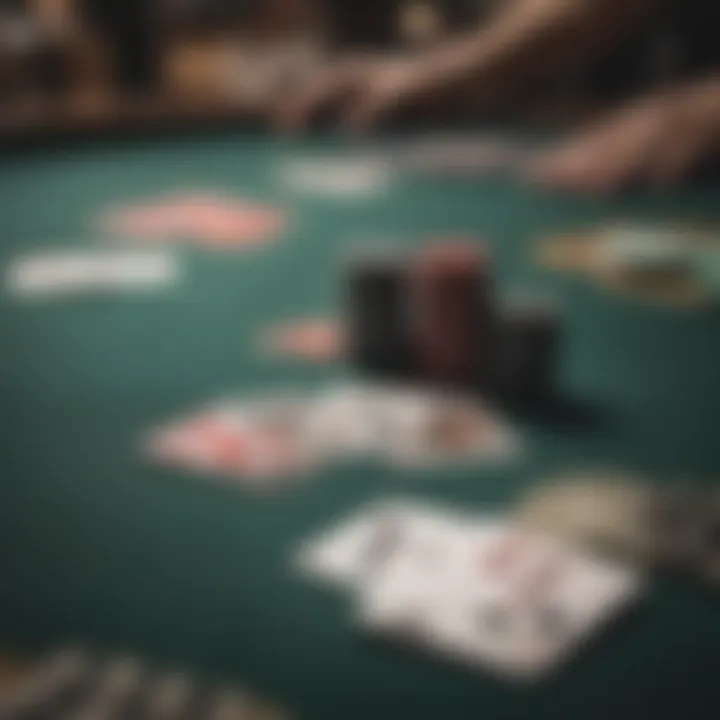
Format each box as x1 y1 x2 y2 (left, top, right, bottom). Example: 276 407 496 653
418 0 658 91
673 73 720 147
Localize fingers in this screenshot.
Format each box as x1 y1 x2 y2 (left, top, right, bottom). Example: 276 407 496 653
342 84 394 134
273 62 360 134
272 57 420 134
526 104 672 194
645 128 713 188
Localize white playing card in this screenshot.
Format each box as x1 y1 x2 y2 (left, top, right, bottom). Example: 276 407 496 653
301 381 385 460
369 389 522 468
6 249 179 299
279 158 393 199
357 522 643 681
294 498 474 590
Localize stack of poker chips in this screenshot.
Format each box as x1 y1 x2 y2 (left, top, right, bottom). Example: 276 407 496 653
344 240 561 402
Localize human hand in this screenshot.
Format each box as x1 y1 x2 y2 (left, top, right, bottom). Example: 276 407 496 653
273 53 448 133
527 77 720 193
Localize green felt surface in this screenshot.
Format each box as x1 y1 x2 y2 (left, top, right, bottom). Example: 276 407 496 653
1 131 720 720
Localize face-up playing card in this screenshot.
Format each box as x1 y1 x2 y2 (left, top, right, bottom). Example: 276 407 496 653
537 223 720 308
146 383 523 492
359 387 522 468
6 249 179 299
278 158 394 200
259 318 345 363
146 393 320 488
356 520 643 681
517 474 653 558
300 382 390 460
294 498 476 590
101 192 287 250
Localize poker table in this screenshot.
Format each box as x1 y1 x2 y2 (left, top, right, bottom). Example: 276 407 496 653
2 129 720 720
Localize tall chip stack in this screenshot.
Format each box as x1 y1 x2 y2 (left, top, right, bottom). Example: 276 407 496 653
343 240 560 404
411 241 495 390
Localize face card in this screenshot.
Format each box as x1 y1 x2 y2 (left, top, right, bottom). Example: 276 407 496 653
357 522 643 681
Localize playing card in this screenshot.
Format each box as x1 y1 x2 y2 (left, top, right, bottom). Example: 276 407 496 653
279 158 393 199
516 474 653 558
537 223 720 308
102 192 287 250
301 382 386 460
370 389 522 468
259 318 344 363
294 498 475 590
357 521 643 680
146 393 319 488
6 249 179 299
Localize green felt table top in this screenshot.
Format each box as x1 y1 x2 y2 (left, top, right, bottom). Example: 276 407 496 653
1 131 720 720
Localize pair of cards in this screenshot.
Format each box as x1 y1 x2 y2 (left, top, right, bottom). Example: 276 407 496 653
145 383 521 491
6 249 180 299
296 499 642 680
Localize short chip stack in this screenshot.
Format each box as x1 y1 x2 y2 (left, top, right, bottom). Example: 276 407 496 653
345 248 415 380
344 239 561 402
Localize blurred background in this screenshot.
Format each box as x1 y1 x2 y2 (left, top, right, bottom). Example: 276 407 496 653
0 0 714 141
